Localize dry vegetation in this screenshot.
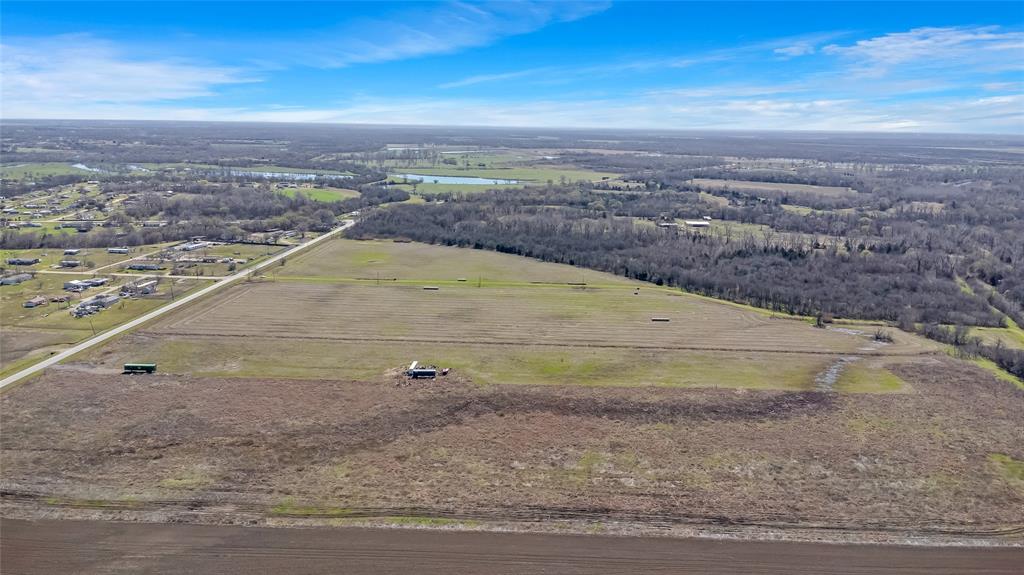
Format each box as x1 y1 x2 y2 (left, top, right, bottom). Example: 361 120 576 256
1 357 1021 540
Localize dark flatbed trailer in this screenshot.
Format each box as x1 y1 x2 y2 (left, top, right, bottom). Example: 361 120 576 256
123 363 157 374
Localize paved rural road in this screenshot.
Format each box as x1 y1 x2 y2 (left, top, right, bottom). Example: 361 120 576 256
0 220 352 391
2 519 1022 575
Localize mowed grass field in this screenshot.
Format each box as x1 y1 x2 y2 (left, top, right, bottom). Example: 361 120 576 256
395 166 620 183
276 186 360 202
688 178 857 197
82 239 937 390
0 163 93 180
278 238 635 285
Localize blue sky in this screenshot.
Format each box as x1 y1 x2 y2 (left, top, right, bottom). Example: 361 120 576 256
2 1 1022 132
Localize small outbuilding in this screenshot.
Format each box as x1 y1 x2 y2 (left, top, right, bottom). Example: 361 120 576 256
6 257 40 266
23 296 48 308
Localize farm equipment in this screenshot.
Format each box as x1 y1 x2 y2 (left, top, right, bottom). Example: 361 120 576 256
123 363 157 374
406 361 447 379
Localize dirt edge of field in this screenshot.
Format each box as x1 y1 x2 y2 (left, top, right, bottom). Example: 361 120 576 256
2 496 1021 548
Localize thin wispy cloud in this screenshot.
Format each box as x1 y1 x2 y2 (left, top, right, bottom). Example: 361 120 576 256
1 35 253 117
435 31 847 89
774 43 816 57
296 1 611 68
20 91 1019 134
823 26 1024 76
438 67 553 89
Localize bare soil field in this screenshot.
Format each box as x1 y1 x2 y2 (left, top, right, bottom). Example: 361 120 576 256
1 357 1022 542
5 518 1022 575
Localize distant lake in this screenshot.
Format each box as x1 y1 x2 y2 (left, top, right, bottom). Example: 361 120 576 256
396 173 519 185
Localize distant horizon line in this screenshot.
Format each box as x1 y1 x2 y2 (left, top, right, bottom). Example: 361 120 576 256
1 117 1021 139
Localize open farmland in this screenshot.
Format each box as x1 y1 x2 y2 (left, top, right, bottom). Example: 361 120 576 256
81 239 937 389
277 186 360 202
3 121 1023 549
0 162 95 180
278 239 637 285
688 178 857 197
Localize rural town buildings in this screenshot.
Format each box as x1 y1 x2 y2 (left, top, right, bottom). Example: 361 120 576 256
63 278 109 292
121 279 158 296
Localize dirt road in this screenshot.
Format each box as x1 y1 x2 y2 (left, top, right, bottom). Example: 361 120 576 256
2 519 1020 575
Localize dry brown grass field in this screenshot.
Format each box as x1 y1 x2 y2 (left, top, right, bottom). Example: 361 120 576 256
2 239 1019 543
1 358 1021 541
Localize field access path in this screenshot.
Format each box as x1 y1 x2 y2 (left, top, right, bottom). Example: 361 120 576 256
3 518 1021 575
0 220 353 391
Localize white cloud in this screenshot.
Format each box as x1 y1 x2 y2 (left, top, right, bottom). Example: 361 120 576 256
18 91 1019 134
823 26 1024 76
983 81 1024 92
438 67 552 89
645 84 806 99
1 35 253 117
774 43 816 57
298 1 610 68
435 31 847 89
